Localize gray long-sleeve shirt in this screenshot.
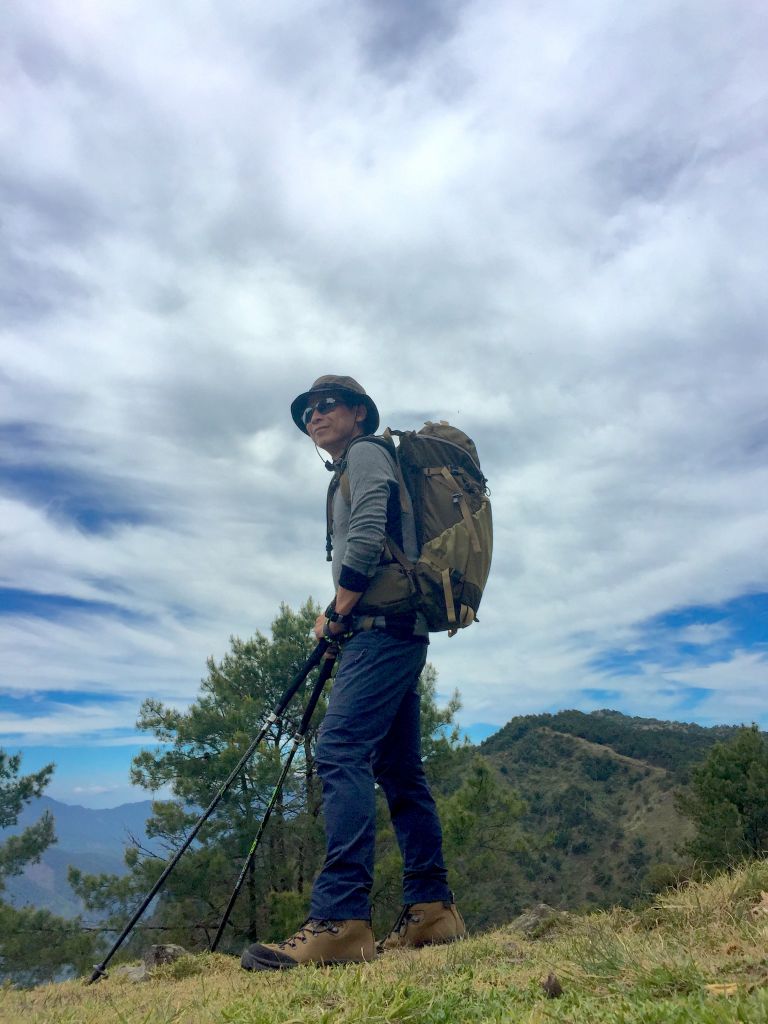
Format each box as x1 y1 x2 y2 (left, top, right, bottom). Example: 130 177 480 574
330 439 419 586
330 439 427 637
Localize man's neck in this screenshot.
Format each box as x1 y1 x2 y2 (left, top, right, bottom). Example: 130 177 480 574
325 428 364 462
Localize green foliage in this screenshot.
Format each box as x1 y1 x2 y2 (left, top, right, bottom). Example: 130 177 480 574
439 758 528 926
676 725 768 868
643 862 686 894
71 600 327 955
481 721 698 911
0 752 55 888
414 663 463 790
0 751 100 985
0 904 97 986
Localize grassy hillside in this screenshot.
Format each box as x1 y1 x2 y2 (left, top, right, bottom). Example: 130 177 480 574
3 862 767 1023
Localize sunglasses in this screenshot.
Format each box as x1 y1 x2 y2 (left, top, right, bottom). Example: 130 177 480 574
301 396 347 426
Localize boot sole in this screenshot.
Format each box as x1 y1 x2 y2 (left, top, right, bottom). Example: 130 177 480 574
377 933 466 954
242 951 373 971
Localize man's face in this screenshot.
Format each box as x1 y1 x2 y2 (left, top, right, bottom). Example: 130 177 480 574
305 393 365 457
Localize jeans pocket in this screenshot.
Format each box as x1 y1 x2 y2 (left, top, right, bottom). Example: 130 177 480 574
339 645 369 671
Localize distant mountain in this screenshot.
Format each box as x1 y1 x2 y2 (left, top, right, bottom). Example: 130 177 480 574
1 796 157 918
481 708 743 777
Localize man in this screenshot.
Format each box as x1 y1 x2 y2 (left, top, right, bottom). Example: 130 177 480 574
241 375 465 970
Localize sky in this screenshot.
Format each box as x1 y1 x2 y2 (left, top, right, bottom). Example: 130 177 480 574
2 1 767 809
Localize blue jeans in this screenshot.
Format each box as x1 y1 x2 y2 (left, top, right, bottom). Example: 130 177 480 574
309 630 451 920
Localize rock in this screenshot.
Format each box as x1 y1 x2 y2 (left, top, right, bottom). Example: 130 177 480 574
499 939 525 961
112 964 148 983
106 944 189 983
750 891 768 918
143 944 189 968
510 903 566 938
541 972 564 998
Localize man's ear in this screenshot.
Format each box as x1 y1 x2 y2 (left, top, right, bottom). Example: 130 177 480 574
354 404 367 425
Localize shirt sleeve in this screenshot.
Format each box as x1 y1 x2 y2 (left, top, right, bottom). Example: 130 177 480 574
338 440 397 588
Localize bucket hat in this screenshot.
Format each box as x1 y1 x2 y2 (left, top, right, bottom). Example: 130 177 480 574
290 375 380 436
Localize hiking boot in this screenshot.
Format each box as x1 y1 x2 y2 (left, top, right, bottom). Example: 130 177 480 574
241 918 375 971
379 899 466 951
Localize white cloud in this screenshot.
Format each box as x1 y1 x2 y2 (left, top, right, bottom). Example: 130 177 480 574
674 623 733 647
72 784 116 795
1 0 767 766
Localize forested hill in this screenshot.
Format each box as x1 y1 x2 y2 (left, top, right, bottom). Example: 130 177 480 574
480 709 744 776
2 713 755 932
467 710 756 918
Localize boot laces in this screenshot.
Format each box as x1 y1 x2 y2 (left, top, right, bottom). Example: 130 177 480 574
278 918 339 949
391 904 417 936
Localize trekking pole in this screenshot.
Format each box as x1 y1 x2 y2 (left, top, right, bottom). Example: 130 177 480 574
210 643 338 952
87 639 329 984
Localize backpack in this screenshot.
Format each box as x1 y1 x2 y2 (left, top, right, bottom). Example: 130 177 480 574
329 421 493 634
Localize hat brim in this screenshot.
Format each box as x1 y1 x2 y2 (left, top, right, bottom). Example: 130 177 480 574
290 386 380 436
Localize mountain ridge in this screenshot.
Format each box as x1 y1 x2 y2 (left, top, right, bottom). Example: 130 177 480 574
1 796 157 917
2 710 754 920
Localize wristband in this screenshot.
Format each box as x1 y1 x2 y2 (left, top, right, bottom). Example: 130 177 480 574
323 618 350 640
327 610 353 626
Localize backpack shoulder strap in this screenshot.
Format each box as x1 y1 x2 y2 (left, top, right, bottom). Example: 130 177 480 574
328 432 411 563
325 434 397 561
338 433 397 504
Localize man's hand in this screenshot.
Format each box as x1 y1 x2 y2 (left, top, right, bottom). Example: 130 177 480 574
313 584 364 640
313 613 346 641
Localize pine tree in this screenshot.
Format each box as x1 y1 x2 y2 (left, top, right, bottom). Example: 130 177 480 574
71 600 325 954
676 725 768 868
0 752 98 985
0 752 55 884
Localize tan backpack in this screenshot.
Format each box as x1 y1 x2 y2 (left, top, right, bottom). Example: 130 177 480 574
329 422 493 634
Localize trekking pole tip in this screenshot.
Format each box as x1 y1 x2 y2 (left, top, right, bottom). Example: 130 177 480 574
87 963 108 985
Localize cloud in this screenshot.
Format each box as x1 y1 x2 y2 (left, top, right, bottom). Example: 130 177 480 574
0 694 143 744
72 784 117 795
1 0 767 784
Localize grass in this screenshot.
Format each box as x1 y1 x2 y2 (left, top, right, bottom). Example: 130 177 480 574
2 862 767 1023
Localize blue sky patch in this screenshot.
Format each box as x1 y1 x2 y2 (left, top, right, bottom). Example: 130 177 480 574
590 591 768 678
9 742 166 808
579 687 624 702
1 436 156 534
651 593 768 648
461 722 498 744
0 587 145 623
0 689 133 714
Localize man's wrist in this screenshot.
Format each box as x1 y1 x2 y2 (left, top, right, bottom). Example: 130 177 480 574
323 617 348 639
